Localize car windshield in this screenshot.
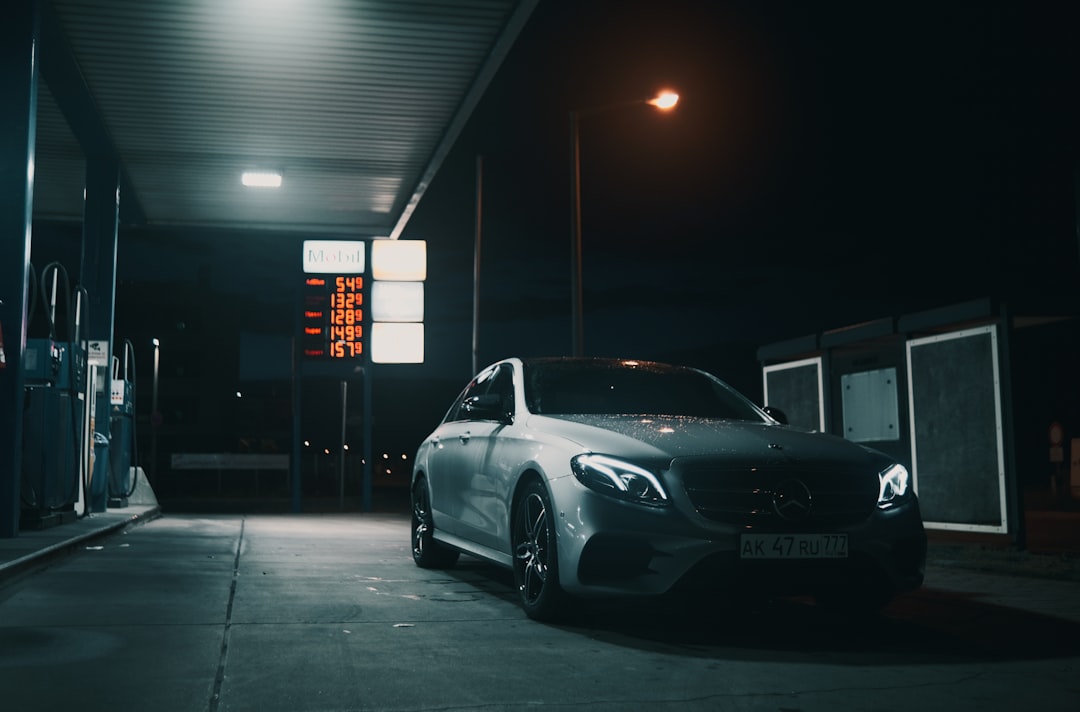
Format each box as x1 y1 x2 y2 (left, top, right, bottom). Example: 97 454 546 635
522 360 765 420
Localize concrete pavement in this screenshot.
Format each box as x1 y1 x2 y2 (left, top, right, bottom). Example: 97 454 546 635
0 509 1079 711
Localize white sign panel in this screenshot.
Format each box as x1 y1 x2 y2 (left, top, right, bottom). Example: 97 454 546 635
111 379 126 406
303 240 366 274
841 367 900 442
87 340 109 367
371 239 426 281
371 323 424 363
371 282 424 322
906 325 1007 533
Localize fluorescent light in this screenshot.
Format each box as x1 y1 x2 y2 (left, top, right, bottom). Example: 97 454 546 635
242 171 282 188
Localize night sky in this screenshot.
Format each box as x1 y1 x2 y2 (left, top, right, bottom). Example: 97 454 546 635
32 0 1073 458
399 0 1079 400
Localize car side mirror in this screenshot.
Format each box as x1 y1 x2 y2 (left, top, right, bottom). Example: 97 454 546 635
462 394 511 423
763 406 788 425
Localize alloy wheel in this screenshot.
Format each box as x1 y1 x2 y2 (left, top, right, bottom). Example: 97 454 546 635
514 491 550 605
412 483 432 561
410 478 458 568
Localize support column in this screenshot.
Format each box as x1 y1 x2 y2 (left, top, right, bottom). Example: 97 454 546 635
0 0 40 538
80 157 120 512
1075 164 1079 275
291 287 304 513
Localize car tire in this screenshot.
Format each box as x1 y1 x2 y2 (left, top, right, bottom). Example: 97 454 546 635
512 479 566 621
411 477 459 569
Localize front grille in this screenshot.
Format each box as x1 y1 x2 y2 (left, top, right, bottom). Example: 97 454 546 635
678 463 879 528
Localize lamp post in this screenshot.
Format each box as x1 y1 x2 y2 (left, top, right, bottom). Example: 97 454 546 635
569 90 679 357
150 337 160 484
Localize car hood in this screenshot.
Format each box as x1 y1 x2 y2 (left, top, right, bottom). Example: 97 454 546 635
528 414 891 469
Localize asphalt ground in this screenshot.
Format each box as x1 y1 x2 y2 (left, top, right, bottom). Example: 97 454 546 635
1 504 1079 712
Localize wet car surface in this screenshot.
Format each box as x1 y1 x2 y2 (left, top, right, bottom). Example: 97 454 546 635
411 357 927 620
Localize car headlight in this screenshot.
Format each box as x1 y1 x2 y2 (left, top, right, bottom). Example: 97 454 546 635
571 454 669 506
878 463 911 508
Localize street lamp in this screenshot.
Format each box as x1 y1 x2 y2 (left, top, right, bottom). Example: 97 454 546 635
569 90 679 357
150 337 160 484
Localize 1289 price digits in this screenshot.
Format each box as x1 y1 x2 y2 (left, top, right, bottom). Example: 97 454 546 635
330 308 363 325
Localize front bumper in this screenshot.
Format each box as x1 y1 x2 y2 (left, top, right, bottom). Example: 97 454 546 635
548 474 926 599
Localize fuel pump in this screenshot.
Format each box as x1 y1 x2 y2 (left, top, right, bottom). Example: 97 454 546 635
107 339 138 507
21 262 90 529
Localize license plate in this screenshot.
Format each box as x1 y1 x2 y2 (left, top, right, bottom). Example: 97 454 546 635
739 533 848 559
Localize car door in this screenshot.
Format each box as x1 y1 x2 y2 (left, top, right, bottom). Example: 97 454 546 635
424 365 505 541
455 364 515 552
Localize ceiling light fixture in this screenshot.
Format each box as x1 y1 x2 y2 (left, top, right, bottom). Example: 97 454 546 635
241 171 282 188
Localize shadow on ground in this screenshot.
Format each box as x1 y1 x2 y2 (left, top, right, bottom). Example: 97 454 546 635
443 557 1080 665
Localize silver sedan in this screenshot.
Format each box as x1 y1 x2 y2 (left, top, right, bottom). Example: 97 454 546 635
410 357 926 621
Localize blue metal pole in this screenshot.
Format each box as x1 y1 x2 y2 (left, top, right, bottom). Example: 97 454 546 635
0 0 40 538
81 157 120 512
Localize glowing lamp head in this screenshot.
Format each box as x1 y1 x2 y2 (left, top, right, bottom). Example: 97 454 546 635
241 171 282 188
648 91 679 110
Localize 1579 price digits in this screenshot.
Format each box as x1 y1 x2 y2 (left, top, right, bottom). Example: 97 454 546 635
330 341 362 359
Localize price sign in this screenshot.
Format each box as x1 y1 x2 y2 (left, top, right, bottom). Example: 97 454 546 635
302 275 364 361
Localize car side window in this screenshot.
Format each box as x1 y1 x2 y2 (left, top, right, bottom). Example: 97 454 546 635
445 364 516 423
446 364 508 422
488 364 515 417
449 381 486 422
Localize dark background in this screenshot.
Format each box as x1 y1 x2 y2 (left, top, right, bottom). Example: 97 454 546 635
29 0 1080 485
406 0 1079 381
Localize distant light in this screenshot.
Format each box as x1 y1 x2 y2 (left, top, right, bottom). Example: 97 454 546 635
242 171 282 188
304 440 310 447
648 91 679 110
236 391 242 398
401 454 408 460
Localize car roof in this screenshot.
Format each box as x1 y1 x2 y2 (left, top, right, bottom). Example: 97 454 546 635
516 357 687 371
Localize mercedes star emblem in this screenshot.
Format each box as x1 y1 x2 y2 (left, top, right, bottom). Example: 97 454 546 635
772 479 813 521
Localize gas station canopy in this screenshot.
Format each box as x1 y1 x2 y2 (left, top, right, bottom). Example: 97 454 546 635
32 0 538 238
